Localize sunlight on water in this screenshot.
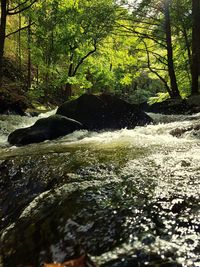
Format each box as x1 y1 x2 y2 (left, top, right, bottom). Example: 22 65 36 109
1 111 200 266
92 145 200 265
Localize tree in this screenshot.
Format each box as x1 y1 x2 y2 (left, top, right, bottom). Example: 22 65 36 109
0 0 37 85
191 0 200 94
141 0 180 97
117 0 184 98
2 0 196 103
163 0 180 98
29 0 117 99
60 0 116 98
0 0 7 85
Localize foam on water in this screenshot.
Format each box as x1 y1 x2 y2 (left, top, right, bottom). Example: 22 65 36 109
1 111 200 266
1 110 200 149
1 110 200 161
0 108 57 147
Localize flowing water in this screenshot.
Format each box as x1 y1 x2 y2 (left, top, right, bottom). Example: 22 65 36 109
0 111 200 267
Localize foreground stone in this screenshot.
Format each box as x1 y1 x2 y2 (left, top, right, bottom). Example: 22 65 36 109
8 114 83 146
0 155 195 267
0 142 198 266
57 94 152 130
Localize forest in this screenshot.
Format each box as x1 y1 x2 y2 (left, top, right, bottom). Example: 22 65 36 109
0 0 200 109
1 1 200 266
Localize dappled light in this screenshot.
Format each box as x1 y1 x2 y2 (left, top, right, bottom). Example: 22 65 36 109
0 0 200 266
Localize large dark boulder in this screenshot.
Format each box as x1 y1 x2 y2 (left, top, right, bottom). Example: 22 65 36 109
141 95 200 115
8 114 83 146
57 94 152 130
144 99 192 115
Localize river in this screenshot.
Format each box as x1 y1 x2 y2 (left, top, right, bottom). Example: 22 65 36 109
0 111 200 267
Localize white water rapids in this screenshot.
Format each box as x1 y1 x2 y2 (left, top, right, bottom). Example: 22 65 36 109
0 111 200 266
0 110 200 156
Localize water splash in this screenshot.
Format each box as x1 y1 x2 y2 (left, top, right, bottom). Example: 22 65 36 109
1 111 200 266
0 108 57 147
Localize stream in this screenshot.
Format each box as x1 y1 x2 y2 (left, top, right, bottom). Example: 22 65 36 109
0 111 200 267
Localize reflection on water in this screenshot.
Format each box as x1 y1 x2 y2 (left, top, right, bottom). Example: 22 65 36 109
0 112 200 266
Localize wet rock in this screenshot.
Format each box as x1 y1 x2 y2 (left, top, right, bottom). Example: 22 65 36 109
57 94 152 130
143 95 200 115
141 234 155 245
160 262 182 267
186 95 200 113
170 127 191 137
170 124 200 137
0 157 60 229
144 99 191 115
0 187 126 266
8 114 83 146
101 256 140 267
1 142 200 267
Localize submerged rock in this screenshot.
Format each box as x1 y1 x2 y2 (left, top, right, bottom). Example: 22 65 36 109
57 94 152 130
170 123 200 137
1 142 200 266
8 114 83 146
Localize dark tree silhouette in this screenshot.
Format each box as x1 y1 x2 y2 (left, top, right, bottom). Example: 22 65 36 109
191 0 200 94
0 0 37 85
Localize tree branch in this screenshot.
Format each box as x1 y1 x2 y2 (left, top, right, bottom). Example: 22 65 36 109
136 47 168 66
7 0 37 15
121 17 161 28
143 40 172 96
116 22 167 48
72 40 97 76
8 0 31 12
5 22 34 38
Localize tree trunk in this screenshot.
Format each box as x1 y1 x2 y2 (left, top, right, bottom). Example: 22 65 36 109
18 12 22 71
181 25 192 84
191 0 200 95
175 1 192 78
182 23 192 75
0 0 7 86
36 65 39 85
65 82 72 99
65 59 74 100
27 17 31 89
164 0 180 98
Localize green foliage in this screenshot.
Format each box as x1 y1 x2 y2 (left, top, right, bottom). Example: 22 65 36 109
26 0 118 99
148 92 170 105
4 0 195 103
